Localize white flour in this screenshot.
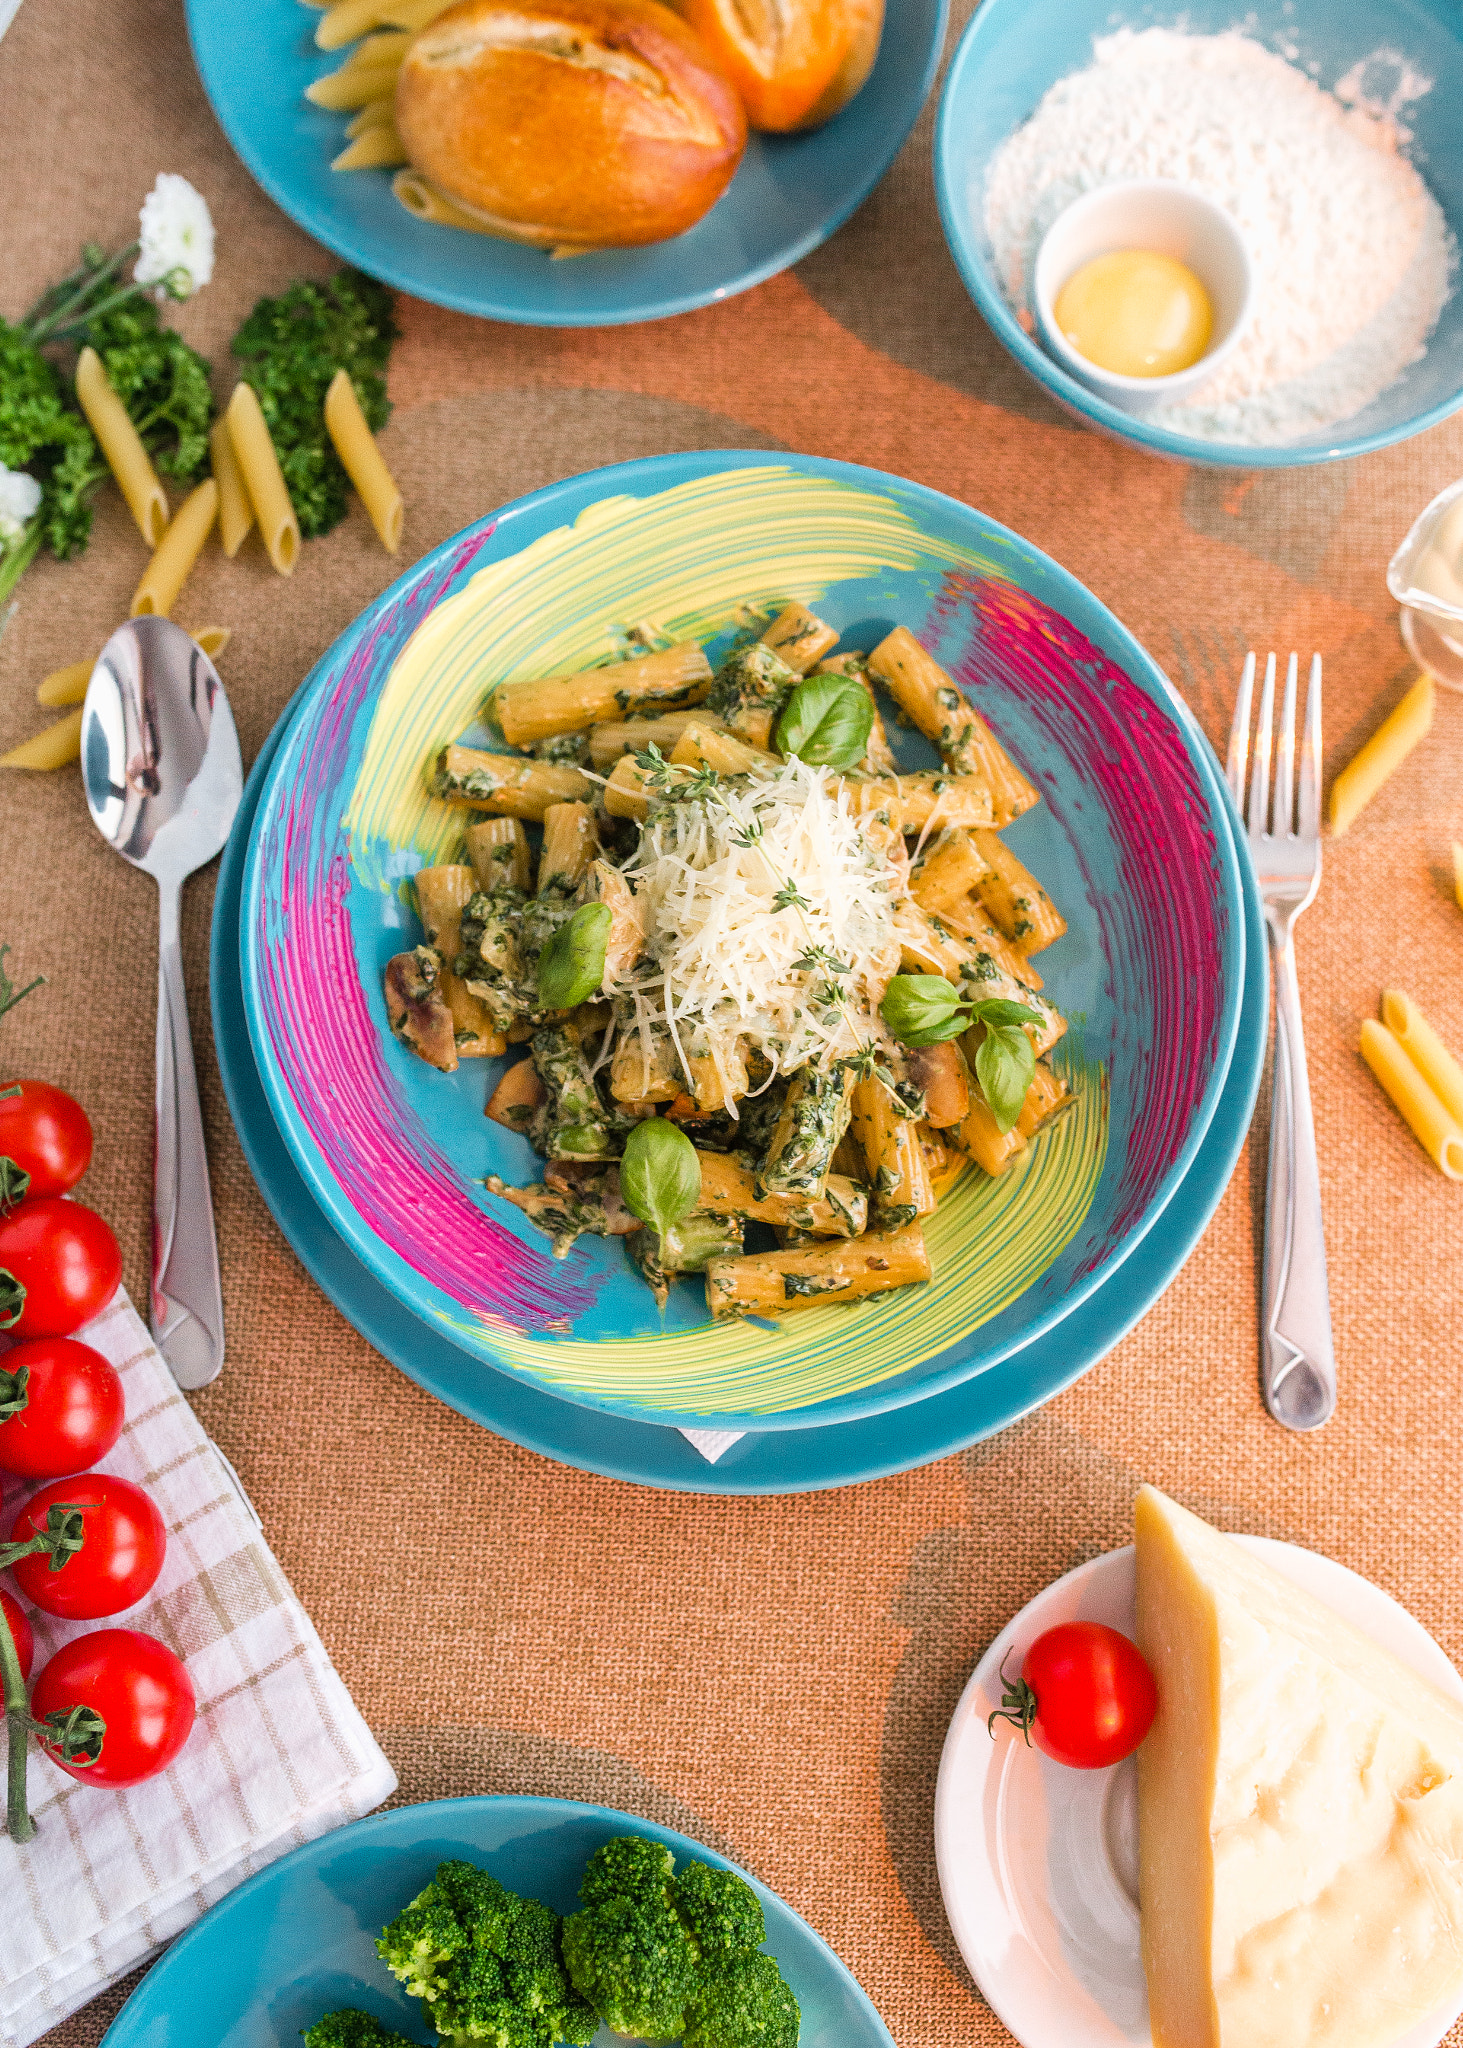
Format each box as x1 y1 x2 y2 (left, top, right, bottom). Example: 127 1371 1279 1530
980 29 1456 444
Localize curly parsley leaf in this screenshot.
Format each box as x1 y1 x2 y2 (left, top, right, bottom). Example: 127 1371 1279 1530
231 270 398 539
0 318 106 568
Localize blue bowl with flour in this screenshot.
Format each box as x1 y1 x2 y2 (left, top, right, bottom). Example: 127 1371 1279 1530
934 0 1463 467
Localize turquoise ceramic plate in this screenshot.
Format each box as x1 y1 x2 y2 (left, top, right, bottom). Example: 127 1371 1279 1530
184 0 945 327
934 0 1463 466
213 683 1265 1489
239 451 1247 1427
99 1797 893 2048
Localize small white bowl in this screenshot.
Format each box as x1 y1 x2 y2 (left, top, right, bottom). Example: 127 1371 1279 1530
1033 180 1254 417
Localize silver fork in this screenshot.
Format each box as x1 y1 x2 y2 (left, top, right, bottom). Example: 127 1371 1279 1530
1226 652 1336 1432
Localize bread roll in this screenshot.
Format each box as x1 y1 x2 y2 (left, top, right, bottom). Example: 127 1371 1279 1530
669 0 881 132
395 0 747 249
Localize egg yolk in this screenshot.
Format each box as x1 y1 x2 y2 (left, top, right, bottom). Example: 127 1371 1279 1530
1054 251 1213 378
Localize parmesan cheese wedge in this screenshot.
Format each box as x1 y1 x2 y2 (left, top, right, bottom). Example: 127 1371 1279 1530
1135 1484 1463 2048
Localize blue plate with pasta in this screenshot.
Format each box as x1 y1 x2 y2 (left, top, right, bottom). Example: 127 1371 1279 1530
212 666 1266 1489
235 450 1251 1431
183 0 946 327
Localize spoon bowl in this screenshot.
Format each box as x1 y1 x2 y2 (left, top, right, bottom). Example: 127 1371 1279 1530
83 618 242 1388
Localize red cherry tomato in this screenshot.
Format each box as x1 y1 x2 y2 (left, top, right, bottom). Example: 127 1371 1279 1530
0 1197 121 1337
990 1622 1157 1770
0 1336 125 1478
1 1587 33 1681
30 1629 195 1787
9 1474 166 1620
0 1081 93 1200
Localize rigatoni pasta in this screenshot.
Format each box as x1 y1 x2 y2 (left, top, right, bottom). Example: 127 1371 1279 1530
380 596 1082 1313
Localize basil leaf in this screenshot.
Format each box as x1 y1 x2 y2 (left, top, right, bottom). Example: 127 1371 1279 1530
880 974 962 1043
965 998 1044 1030
973 1022 1037 1134
620 1118 702 1236
775 674 873 769
537 902 612 1012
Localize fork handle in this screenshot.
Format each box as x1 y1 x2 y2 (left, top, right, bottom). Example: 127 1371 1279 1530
1261 922 1337 1430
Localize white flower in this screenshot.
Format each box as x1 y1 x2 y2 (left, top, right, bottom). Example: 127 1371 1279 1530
134 174 215 299
0 464 42 547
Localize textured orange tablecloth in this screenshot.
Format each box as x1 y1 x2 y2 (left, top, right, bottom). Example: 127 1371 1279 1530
4 0 1463 2040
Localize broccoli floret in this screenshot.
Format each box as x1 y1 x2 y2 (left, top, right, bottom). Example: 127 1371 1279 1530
561 1838 698 2042
562 1838 801 2046
303 2010 425 2048
376 1860 596 2048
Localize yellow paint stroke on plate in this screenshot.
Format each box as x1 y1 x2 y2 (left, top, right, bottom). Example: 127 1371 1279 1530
345 466 1003 887
437 1052 1108 1416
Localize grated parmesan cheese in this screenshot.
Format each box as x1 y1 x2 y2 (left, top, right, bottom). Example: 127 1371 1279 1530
616 758 903 1111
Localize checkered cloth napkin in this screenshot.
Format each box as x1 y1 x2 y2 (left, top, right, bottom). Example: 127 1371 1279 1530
0 1290 397 2048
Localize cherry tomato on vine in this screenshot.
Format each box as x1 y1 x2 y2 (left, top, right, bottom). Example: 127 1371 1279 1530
0 1197 121 1337
0 1080 93 1208
0 1336 125 1478
988 1622 1157 1769
9 1474 166 1620
30 1629 195 1787
1 1587 33 1681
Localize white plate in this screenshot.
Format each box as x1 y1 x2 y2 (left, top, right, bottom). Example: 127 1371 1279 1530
934 1536 1463 2048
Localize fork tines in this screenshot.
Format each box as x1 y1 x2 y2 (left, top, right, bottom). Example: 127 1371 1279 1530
1225 651 1322 841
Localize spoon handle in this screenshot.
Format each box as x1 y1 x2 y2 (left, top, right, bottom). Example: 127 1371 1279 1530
152 878 225 1388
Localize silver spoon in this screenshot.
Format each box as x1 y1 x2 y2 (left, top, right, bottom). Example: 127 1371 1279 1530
81 618 243 1389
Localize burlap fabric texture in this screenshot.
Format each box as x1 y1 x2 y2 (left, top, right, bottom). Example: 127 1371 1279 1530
4 0 1463 2041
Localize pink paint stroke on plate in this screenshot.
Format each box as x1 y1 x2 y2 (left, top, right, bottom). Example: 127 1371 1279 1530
252 527 600 1335
934 572 1228 1269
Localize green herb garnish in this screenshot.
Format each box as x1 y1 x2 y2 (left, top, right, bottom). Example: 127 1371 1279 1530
775 672 873 769
879 976 1042 1131
619 1118 702 1239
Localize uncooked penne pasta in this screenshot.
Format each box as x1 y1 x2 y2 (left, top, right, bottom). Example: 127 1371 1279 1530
225 383 301 575
1329 675 1435 835
210 416 255 558
323 369 404 552
393 170 511 236
74 347 168 548
414 865 505 1057
968 827 1067 953
432 742 593 819
693 1151 867 1237
315 0 391 46
346 98 398 136
130 478 218 619
1381 990 1463 1127
195 626 233 663
588 710 727 773
869 626 1039 824
305 35 407 106
759 600 838 675
465 816 532 893
333 124 408 171
704 1224 931 1320
495 643 713 746
1360 1018 1463 1178
1 708 84 771
35 659 93 709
